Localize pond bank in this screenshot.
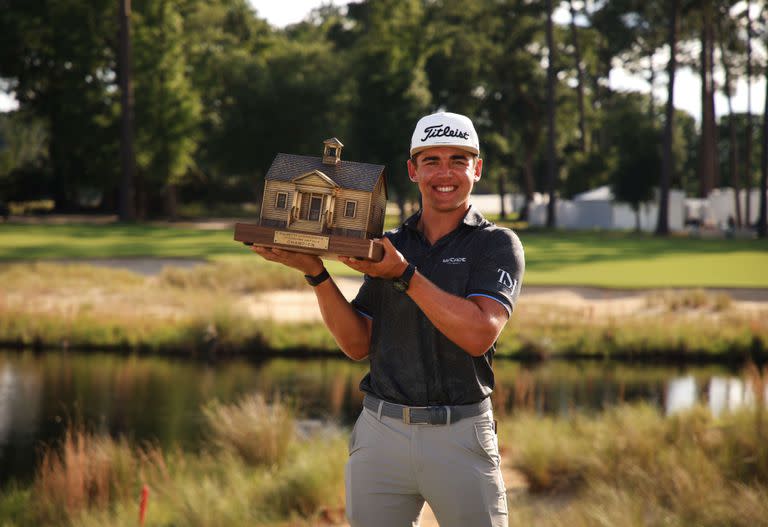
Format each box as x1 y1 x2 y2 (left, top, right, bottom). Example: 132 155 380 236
1 261 766 361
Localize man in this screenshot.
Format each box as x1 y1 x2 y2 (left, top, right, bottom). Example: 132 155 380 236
252 111 524 527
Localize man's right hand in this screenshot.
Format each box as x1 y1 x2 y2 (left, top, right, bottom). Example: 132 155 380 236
251 245 324 276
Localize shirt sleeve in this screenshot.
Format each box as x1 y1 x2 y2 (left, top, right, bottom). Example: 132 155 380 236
466 228 525 314
351 230 398 320
351 274 376 320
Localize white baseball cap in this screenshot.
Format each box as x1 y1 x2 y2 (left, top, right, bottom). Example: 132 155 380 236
410 111 480 157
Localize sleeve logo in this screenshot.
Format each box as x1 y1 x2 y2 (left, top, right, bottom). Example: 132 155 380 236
497 268 517 290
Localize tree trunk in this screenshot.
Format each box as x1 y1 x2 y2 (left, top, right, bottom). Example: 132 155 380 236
135 171 146 220
396 194 407 224
520 150 536 222
648 57 656 119
719 37 742 227
745 1 753 226
634 206 641 233
165 184 178 220
569 0 587 152
697 4 717 198
709 18 720 189
49 108 70 212
118 0 136 221
545 0 557 228
759 54 768 238
498 172 507 220
656 0 678 236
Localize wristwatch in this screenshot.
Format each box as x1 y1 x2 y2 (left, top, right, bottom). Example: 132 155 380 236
392 263 416 293
304 267 330 287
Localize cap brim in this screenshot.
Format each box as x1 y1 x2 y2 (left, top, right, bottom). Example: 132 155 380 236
410 144 479 157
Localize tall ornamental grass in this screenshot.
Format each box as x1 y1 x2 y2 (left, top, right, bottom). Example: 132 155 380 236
502 371 768 527
2 394 346 527
203 394 295 467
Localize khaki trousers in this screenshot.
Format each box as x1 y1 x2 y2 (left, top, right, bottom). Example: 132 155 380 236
345 406 508 527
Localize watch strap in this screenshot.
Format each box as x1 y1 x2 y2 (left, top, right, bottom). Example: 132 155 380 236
392 263 416 292
304 267 330 287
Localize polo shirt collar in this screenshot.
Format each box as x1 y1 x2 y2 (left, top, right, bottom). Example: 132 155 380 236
403 205 490 232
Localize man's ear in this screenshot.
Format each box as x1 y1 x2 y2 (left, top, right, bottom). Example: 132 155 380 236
407 158 419 182
473 157 483 182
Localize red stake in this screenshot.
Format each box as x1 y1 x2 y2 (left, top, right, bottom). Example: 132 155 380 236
139 485 150 526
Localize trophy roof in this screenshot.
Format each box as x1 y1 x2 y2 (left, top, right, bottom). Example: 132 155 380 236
265 153 385 193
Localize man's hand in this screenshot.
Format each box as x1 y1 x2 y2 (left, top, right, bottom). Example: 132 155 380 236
251 246 324 276
339 237 408 279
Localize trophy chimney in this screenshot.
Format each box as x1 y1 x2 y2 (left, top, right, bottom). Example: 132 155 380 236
322 137 344 165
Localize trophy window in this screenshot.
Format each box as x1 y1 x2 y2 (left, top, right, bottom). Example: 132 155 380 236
275 192 288 209
344 200 357 218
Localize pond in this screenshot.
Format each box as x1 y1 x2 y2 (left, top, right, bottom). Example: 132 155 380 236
0 349 763 487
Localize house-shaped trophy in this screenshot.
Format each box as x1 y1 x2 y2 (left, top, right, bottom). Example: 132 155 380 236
234 138 387 261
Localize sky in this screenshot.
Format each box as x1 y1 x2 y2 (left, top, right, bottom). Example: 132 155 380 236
1 0 765 121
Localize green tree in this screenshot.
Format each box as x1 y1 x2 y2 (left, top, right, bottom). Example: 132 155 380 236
0 112 47 180
342 0 432 219
605 97 662 231
132 0 202 218
178 0 274 201
425 0 550 220
0 0 120 210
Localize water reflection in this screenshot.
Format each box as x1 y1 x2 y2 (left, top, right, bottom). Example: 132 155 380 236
0 350 765 487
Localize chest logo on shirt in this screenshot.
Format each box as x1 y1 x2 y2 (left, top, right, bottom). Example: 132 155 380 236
442 257 467 264
497 268 517 289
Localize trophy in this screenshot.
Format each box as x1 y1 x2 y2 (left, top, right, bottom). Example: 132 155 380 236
234 138 386 261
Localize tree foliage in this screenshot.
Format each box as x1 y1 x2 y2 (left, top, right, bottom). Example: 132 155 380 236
0 0 766 234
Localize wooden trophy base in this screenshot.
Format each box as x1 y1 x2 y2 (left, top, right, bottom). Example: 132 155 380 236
234 223 384 262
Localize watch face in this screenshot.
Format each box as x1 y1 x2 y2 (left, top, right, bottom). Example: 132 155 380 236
392 279 408 292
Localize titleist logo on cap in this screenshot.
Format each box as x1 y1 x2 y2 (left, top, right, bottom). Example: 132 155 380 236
420 124 471 143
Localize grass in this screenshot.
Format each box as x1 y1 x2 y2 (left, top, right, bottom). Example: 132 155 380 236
0 395 347 527
1 223 768 287
1 262 765 358
203 394 296 467
3 387 767 526
496 300 768 359
502 384 768 526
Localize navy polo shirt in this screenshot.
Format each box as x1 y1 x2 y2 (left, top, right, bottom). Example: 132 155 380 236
352 205 525 406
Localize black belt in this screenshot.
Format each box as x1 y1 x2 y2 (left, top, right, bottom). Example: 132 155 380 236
363 394 491 425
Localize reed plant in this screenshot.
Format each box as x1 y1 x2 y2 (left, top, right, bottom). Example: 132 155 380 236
203 394 296 467
31 426 168 525
502 400 768 527
645 288 733 311
7 391 768 526
4 395 347 527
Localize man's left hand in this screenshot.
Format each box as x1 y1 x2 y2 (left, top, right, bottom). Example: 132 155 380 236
339 237 408 279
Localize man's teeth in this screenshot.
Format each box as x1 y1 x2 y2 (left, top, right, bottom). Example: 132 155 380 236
435 186 456 193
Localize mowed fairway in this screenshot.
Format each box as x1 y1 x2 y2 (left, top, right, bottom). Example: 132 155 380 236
0 223 766 288
519 231 768 288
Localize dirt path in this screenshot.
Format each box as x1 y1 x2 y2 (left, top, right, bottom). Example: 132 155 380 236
239 276 768 322
34 257 768 321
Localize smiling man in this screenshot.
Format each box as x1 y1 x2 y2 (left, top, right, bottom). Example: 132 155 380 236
252 111 524 527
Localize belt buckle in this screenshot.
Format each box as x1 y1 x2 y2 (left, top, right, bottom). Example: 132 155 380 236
402 406 429 425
